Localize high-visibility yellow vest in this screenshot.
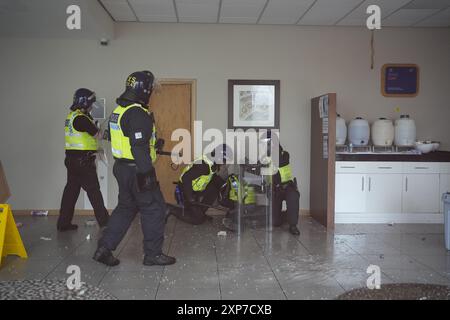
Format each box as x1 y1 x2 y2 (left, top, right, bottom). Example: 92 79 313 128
279 164 294 184
180 156 214 192
228 175 256 205
263 152 295 184
109 104 157 163
65 110 98 151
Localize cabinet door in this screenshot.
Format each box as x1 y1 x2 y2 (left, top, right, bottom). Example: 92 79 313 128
366 174 403 213
403 174 440 213
440 174 450 213
335 174 366 213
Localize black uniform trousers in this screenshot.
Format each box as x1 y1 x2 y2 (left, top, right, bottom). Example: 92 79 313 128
58 156 109 228
172 175 224 225
99 161 166 257
272 182 300 227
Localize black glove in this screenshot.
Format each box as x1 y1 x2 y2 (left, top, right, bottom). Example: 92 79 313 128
136 168 158 192
155 138 165 151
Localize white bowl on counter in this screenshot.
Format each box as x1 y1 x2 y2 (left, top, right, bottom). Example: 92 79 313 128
432 142 440 151
414 141 434 154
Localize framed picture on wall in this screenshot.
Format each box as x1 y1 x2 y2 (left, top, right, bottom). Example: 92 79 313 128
228 80 280 130
91 98 106 120
381 64 419 97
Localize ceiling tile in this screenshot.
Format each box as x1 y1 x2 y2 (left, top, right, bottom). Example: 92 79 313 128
129 0 176 21
220 0 267 23
415 7 450 26
259 0 316 25
404 0 450 10
100 0 136 21
383 8 440 26
176 0 220 23
138 15 178 22
298 0 364 25
337 0 412 26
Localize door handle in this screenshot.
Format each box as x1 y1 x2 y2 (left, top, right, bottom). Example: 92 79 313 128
405 177 408 192
341 166 356 169
414 167 429 170
362 177 365 191
378 167 392 169
368 177 371 192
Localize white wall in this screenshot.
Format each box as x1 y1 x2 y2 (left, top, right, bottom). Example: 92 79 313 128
0 23 449 211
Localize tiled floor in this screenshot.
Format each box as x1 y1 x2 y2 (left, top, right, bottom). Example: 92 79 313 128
1 214 449 300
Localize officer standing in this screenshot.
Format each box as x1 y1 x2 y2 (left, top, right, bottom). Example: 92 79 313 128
170 144 231 225
94 71 175 267
58 88 109 231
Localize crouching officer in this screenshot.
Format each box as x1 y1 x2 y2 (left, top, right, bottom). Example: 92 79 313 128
220 174 257 231
170 144 232 225
58 88 109 231
272 145 300 235
94 71 176 267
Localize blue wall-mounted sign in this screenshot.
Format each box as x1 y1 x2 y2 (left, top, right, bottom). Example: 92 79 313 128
382 64 419 97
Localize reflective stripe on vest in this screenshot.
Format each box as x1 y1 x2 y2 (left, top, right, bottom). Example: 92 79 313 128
109 104 157 163
228 175 256 205
64 110 98 151
180 156 214 192
279 164 294 184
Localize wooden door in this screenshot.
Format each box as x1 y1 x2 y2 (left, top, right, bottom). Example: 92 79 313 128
149 82 193 204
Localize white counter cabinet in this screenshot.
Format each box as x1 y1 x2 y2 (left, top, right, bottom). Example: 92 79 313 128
335 161 449 224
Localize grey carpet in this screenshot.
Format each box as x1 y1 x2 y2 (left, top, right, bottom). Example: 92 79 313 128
0 279 117 300
337 283 450 300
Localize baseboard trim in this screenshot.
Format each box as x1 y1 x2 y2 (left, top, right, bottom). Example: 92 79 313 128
300 209 310 216
13 209 102 216
12 208 310 217
335 213 444 224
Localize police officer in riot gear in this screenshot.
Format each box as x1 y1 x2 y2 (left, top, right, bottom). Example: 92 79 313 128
58 88 109 231
261 131 300 235
272 145 300 235
170 144 232 225
94 71 175 267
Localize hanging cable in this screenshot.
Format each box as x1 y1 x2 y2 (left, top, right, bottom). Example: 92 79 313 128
370 30 375 70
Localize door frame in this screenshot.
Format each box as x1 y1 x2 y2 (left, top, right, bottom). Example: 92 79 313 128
157 78 197 161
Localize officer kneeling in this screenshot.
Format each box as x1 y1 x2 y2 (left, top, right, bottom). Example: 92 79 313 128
94 71 175 267
170 144 232 225
272 145 301 236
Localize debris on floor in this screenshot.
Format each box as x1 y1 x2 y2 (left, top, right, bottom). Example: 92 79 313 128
0 279 116 300
85 220 96 227
40 237 51 241
31 210 48 217
217 231 227 237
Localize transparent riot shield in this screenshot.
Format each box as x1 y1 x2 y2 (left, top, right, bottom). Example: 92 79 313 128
225 163 273 236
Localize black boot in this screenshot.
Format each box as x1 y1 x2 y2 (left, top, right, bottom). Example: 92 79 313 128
57 224 78 232
289 225 300 236
143 253 176 266
93 246 120 266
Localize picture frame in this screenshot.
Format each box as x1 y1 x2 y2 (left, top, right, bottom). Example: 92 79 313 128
91 98 106 120
228 80 280 130
381 64 419 97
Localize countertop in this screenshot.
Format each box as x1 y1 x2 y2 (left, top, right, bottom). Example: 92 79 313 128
336 151 450 162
